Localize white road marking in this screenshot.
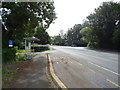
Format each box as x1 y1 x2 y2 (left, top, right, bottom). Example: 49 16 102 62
89 62 119 76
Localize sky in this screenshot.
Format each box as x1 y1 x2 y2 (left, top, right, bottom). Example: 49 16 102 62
47 0 119 36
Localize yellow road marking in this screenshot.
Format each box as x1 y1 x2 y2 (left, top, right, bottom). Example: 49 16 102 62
88 68 96 73
47 54 67 88
78 63 82 66
106 79 120 87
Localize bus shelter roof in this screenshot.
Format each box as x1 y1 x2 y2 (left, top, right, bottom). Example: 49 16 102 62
24 37 39 41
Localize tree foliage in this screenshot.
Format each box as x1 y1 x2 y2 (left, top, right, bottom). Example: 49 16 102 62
49 1 120 50
52 24 87 46
34 26 51 44
66 24 82 46
2 2 56 46
81 1 120 49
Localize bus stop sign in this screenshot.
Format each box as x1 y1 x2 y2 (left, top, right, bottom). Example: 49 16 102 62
9 40 13 47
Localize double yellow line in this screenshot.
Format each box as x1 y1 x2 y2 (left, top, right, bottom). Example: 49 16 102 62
47 53 67 89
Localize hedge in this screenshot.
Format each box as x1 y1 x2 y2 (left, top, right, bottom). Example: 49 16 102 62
17 49 31 53
31 45 50 52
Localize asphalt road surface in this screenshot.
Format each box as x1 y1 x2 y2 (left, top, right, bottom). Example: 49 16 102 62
46 46 120 88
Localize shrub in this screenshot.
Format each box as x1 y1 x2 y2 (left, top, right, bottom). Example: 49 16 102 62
31 45 50 52
16 54 25 61
14 46 18 50
2 48 17 64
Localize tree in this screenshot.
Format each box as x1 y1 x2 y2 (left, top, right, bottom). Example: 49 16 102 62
52 35 61 45
66 24 84 46
112 23 120 49
34 26 51 44
2 2 56 46
87 1 120 49
52 30 67 46
52 24 86 46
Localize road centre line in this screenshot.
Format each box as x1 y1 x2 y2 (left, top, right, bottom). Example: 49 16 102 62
71 60 83 66
106 79 120 87
78 63 83 66
89 62 119 76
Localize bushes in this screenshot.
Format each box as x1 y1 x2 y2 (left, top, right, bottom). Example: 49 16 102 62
16 54 25 61
31 45 50 52
2 48 17 64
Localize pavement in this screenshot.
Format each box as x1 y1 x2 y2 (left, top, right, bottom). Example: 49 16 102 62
13 53 50 88
47 46 119 88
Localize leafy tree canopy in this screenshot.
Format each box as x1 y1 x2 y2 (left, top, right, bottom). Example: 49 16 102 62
2 2 56 46
34 25 51 44
86 1 120 49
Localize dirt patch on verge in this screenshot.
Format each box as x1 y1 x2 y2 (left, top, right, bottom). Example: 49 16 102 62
2 60 33 88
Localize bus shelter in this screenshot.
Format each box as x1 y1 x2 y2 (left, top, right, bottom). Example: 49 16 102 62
24 36 39 60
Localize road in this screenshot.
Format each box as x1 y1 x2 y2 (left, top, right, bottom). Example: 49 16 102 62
46 46 119 88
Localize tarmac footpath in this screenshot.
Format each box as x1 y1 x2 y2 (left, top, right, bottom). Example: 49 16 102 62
13 53 50 88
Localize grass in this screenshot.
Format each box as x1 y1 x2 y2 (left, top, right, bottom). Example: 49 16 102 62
2 65 17 88
3 70 17 78
2 65 17 79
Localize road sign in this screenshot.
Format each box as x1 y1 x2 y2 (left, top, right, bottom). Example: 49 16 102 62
9 40 13 47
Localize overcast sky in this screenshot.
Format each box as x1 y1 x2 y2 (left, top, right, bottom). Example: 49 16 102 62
47 0 119 36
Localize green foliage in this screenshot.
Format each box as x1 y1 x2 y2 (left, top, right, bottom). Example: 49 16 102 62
34 26 51 44
51 1 119 50
52 24 87 46
2 2 56 63
80 26 92 42
2 65 17 88
15 46 30 53
52 35 61 45
112 23 120 49
2 66 17 80
32 45 50 52
17 49 31 53
85 1 120 49
17 50 25 53
16 54 25 61
66 24 83 46
2 2 56 46
2 67 9 74
14 46 18 50
2 48 17 64
6 70 17 78
2 25 8 49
